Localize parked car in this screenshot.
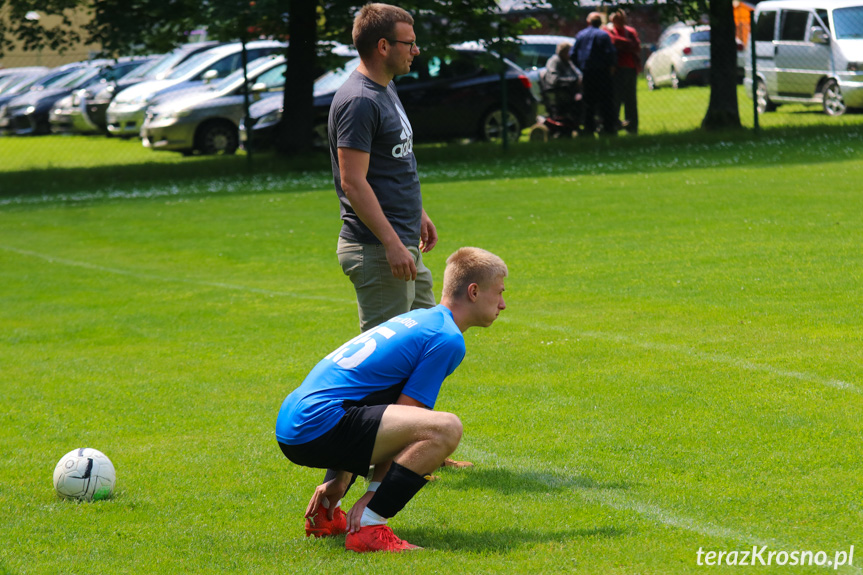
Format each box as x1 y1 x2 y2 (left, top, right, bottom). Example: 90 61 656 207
745 0 863 115
140 55 286 155
106 40 285 137
81 42 221 132
241 45 537 150
49 57 157 134
0 61 124 135
0 67 48 94
0 63 84 116
645 24 742 89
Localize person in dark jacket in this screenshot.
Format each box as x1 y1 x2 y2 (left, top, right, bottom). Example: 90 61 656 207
571 12 617 136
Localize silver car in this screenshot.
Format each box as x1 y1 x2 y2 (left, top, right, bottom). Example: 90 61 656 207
107 40 285 138
645 24 713 89
141 55 286 155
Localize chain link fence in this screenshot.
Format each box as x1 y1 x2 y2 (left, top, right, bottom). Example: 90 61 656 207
1 3 862 190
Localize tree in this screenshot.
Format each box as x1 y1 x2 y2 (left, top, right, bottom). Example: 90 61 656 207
1 0 83 57
701 0 741 130
276 0 536 154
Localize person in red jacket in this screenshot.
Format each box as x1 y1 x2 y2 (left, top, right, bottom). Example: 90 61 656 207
607 10 641 134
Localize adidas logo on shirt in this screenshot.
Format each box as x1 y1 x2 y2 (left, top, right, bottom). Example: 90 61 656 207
391 103 414 158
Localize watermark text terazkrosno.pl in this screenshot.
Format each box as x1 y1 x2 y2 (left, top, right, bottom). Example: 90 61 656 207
696 545 854 569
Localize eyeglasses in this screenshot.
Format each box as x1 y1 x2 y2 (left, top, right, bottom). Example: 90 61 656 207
386 38 418 50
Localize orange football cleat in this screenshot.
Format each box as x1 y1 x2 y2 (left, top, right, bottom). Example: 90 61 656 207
345 525 422 553
305 503 347 538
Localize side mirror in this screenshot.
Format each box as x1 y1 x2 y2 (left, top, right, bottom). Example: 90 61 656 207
250 82 267 93
811 26 830 45
202 69 219 83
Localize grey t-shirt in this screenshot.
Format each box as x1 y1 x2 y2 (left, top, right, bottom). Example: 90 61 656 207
328 71 422 246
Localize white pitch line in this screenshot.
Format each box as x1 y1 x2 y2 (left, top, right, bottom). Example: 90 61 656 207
456 444 862 573
5 244 858 395
0 244 352 304
513 318 861 395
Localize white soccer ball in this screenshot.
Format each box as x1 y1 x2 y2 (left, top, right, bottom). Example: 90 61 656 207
53 448 116 501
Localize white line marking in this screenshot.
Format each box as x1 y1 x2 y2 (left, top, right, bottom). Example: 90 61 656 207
0 244 352 304
5 245 858 395
456 444 862 573
513 318 860 395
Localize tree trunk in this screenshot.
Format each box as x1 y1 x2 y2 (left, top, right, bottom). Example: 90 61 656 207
702 0 742 130
276 0 317 155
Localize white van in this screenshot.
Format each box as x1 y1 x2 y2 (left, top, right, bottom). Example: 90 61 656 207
744 0 863 115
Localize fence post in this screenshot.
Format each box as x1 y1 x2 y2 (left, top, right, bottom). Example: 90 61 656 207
750 9 759 134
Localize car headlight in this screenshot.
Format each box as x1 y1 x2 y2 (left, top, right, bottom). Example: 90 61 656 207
847 62 863 72
259 109 282 125
24 105 36 115
156 109 191 121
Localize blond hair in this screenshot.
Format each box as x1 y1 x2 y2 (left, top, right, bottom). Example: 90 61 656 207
352 3 415 59
442 247 508 300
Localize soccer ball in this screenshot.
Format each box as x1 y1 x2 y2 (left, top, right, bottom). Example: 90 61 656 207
53 448 116 501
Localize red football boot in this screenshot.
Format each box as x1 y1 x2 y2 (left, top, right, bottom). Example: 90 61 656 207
304 503 347 538
345 525 423 553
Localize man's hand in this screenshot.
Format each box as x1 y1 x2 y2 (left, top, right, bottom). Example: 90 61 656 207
419 210 438 253
305 474 351 520
386 241 417 281
345 491 375 533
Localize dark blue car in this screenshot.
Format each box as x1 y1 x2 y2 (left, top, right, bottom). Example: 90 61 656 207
240 45 537 150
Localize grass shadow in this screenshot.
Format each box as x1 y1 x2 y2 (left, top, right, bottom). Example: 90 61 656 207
433 466 631 495
301 525 627 554
398 525 627 553
2 124 862 200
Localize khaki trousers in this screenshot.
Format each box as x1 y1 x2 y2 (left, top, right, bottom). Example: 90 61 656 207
337 237 436 332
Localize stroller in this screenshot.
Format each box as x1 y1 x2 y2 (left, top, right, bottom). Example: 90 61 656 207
536 68 583 138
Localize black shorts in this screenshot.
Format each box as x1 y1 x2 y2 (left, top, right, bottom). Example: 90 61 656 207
277 404 387 476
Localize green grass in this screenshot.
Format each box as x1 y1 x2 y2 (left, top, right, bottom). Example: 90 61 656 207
2 129 863 574
3 79 863 197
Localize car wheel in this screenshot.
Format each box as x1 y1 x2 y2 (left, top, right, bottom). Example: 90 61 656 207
755 78 776 114
822 79 846 116
480 108 521 142
195 120 238 155
645 69 656 91
670 68 680 90
312 122 328 149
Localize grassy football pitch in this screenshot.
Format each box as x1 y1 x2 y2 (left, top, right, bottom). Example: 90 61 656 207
1 131 862 574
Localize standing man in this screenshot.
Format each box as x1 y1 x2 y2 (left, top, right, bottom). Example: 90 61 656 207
275 247 508 552
607 10 641 134
329 3 437 333
571 12 617 136
329 2 471 471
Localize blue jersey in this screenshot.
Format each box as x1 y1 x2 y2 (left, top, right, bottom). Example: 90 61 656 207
276 305 466 445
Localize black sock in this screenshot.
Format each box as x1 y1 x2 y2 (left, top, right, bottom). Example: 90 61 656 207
367 462 429 519
322 469 357 501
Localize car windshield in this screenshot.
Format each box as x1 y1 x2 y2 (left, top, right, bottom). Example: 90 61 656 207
833 7 863 39
164 50 224 80
691 30 711 42
66 67 103 88
41 68 88 88
0 76 18 93
314 57 361 95
139 50 194 81
120 56 165 82
5 76 39 94
211 57 278 91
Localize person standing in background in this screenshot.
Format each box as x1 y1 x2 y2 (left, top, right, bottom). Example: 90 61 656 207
571 12 617 136
607 10 641 134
